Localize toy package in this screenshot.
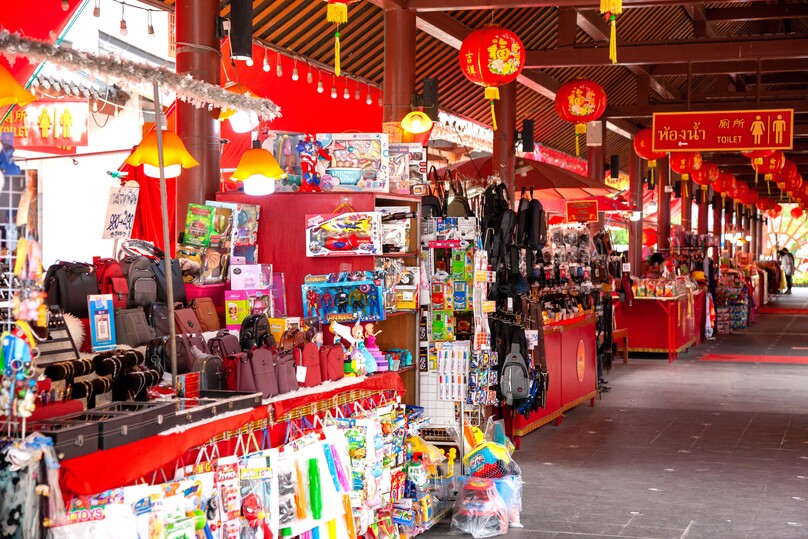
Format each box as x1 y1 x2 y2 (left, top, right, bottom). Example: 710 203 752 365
387 146 410 194
450 477 509 538
199 246 230 284
302 272 386 323
269 272 288 317
305 211 382 257
316 133 390 192
230 264 272 290
224 289 273 330
183 204 215 247
389 143 427 194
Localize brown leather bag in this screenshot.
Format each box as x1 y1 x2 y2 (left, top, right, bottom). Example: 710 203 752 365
174 307 202 334
191 297 220 332
280 328 306 352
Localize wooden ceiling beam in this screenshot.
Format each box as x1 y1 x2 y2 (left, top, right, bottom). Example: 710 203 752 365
706 4 808 22
575 10 680 101
651 58 808 76
606 100 808 118
401 0 757 12
525 37 808 67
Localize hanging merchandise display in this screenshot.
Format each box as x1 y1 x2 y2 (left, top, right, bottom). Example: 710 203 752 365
323 0 360 75
459 26 525 130
554 79 607 156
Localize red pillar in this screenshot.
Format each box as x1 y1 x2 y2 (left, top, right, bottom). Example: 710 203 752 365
382 8 416 124
628 142 644 274
697 192 709 236
492 82 516 191
750 211 758 258
681 180 692 233
175 0 221 240
725 199 735 257
657 156 671 252
713 194 723 258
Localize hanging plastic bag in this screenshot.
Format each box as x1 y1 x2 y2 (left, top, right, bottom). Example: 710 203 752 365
450 477 509 538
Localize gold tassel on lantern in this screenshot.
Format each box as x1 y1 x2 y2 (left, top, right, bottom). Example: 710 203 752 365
327 1 348 24
609 15 617 64
682 174 689 198
600 0 622 64
334 30 341 76
485 87 500 131
574 122 586 156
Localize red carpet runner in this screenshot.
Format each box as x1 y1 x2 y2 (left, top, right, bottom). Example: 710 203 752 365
700 354 808 365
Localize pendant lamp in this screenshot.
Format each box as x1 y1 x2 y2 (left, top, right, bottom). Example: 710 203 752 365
218 83 260 134
401 111 434 146
231 140 287 196
0 64 36 108
125 129 199 178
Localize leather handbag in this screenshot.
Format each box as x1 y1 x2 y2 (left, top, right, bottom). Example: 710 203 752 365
191 297 220 332
280 328 306 353
319 344 345 382
275 350 299 394
240 315 271 350
174 307 202 334
146 302 169 337
114 308 155 347
44 262 99 318
208 329 242 359
293 342 322 388
152 257 187 306
236 348 279 398
192 351 224 390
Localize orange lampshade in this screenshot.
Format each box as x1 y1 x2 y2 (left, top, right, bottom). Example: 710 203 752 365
0 64 36 108
218 83 259 133
231 142 287 196
401 111 434 146
125 129 199 178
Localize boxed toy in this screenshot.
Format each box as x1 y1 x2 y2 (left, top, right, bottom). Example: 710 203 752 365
305 211 382 257
230 264 272 290
390 143 427 194
268 317 301 345
316 133 390 192
224 289 273 330
302 271 386 323
183 204 215 247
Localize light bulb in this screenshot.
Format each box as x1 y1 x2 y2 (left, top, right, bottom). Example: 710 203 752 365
331 86 337 99
62 0 69 11
263 55 270 72
243 175 276 196
147 11 155 39
120 19 128 36
378 96 383 107
276 63 283 77
343 87 350 99
355 88 360 100
292 67 299 81
629 211 641 222
366 93 372 105
246 57 254 67
307 71 313 84
317 81 324 94
114 107 119 117
92 0 100 17
92 101 98 113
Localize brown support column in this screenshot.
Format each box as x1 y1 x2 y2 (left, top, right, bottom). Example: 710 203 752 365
742 208 751 254
697 190 709 236
657 156 671 252
750 211 758 259
492 82 516 191
628 144 644 274
725 199 735 257
713 194 723 258
759 215 767 256
681 181 692 233
383 8 416 124
176 0 221 240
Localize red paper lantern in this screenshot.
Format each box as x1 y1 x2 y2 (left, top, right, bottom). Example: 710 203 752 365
460 27 525 131
752 150 785 181
642 228 658 247
669 152 702 198
786 174 804 200
714 172 734 198
741 149 775 164
554 79 607 155
633 128 667 165
791 207 804 220
770 203 783 217
756 197 773 212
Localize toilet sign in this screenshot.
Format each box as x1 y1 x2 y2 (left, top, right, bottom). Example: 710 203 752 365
652 109 794 152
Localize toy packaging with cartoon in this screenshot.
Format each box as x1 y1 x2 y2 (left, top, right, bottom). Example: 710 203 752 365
305 212 382 257
302 271 386 323
315 133 390 192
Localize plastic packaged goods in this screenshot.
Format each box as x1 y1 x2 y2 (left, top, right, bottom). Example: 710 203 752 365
450 477 509 538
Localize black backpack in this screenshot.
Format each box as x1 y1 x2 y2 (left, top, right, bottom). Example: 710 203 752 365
422 167 445 219
240 315 271 351
527 197 547 250
446 182 474 218
153 258 187 306
120 256 158 308
43 262 99 318
500 343 530 406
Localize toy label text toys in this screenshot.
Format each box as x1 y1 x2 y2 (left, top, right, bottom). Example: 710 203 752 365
316 133 390 192
305 212 382 257
302 272 386 323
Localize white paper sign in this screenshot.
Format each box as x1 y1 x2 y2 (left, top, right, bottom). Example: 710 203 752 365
102 186 139 239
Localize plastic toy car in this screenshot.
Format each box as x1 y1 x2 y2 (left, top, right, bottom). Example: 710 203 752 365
451 477 508 538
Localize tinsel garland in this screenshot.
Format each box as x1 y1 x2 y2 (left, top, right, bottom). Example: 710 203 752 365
0 30 281 120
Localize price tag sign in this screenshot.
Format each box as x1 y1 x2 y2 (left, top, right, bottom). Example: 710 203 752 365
622 263 631 273
102 186 139 239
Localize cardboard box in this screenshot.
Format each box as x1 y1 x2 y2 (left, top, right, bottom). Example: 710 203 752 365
229 264 272 290
268 317 301 345
224 289 273 330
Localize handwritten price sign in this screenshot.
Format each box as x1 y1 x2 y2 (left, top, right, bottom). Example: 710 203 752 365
102 186 139 239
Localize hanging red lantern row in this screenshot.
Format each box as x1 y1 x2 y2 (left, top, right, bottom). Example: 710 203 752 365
459 26 525 131
324 0 360 75
785 173 804 201
791 206 804 220
669 151 702 198
633 128 667 186
742 149 775 184
756 197 776 213
752 150 785 195
742 189 759 209
554 79 607 156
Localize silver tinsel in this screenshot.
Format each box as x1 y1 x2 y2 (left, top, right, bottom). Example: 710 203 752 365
0 30 281 120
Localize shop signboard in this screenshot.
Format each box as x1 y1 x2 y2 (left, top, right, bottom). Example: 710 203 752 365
566 200 599 223
102 186 140 239
652 109 793 152
0 97 90 153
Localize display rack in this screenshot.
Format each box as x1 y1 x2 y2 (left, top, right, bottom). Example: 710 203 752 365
0 173 25 333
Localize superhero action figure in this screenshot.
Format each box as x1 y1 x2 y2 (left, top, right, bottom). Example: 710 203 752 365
348 287 366 313
321 289 334 315
335 288 349 313
306 288 321 316
296 135 332 193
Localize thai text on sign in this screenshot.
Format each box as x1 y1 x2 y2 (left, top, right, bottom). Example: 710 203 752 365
0 98 89 152
652 109 793 152
566 200 599 223
103 186 139 240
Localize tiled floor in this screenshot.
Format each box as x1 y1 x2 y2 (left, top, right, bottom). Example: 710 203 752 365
425 289 808 539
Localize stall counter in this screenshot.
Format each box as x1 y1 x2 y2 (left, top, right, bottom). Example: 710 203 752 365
506 314 597 449
614 292 697 362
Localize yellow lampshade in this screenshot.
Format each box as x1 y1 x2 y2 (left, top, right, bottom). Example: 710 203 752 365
231 144 287 196
401 111 433 134
217 83 259 133
125 130 199 178
0 64 36 108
